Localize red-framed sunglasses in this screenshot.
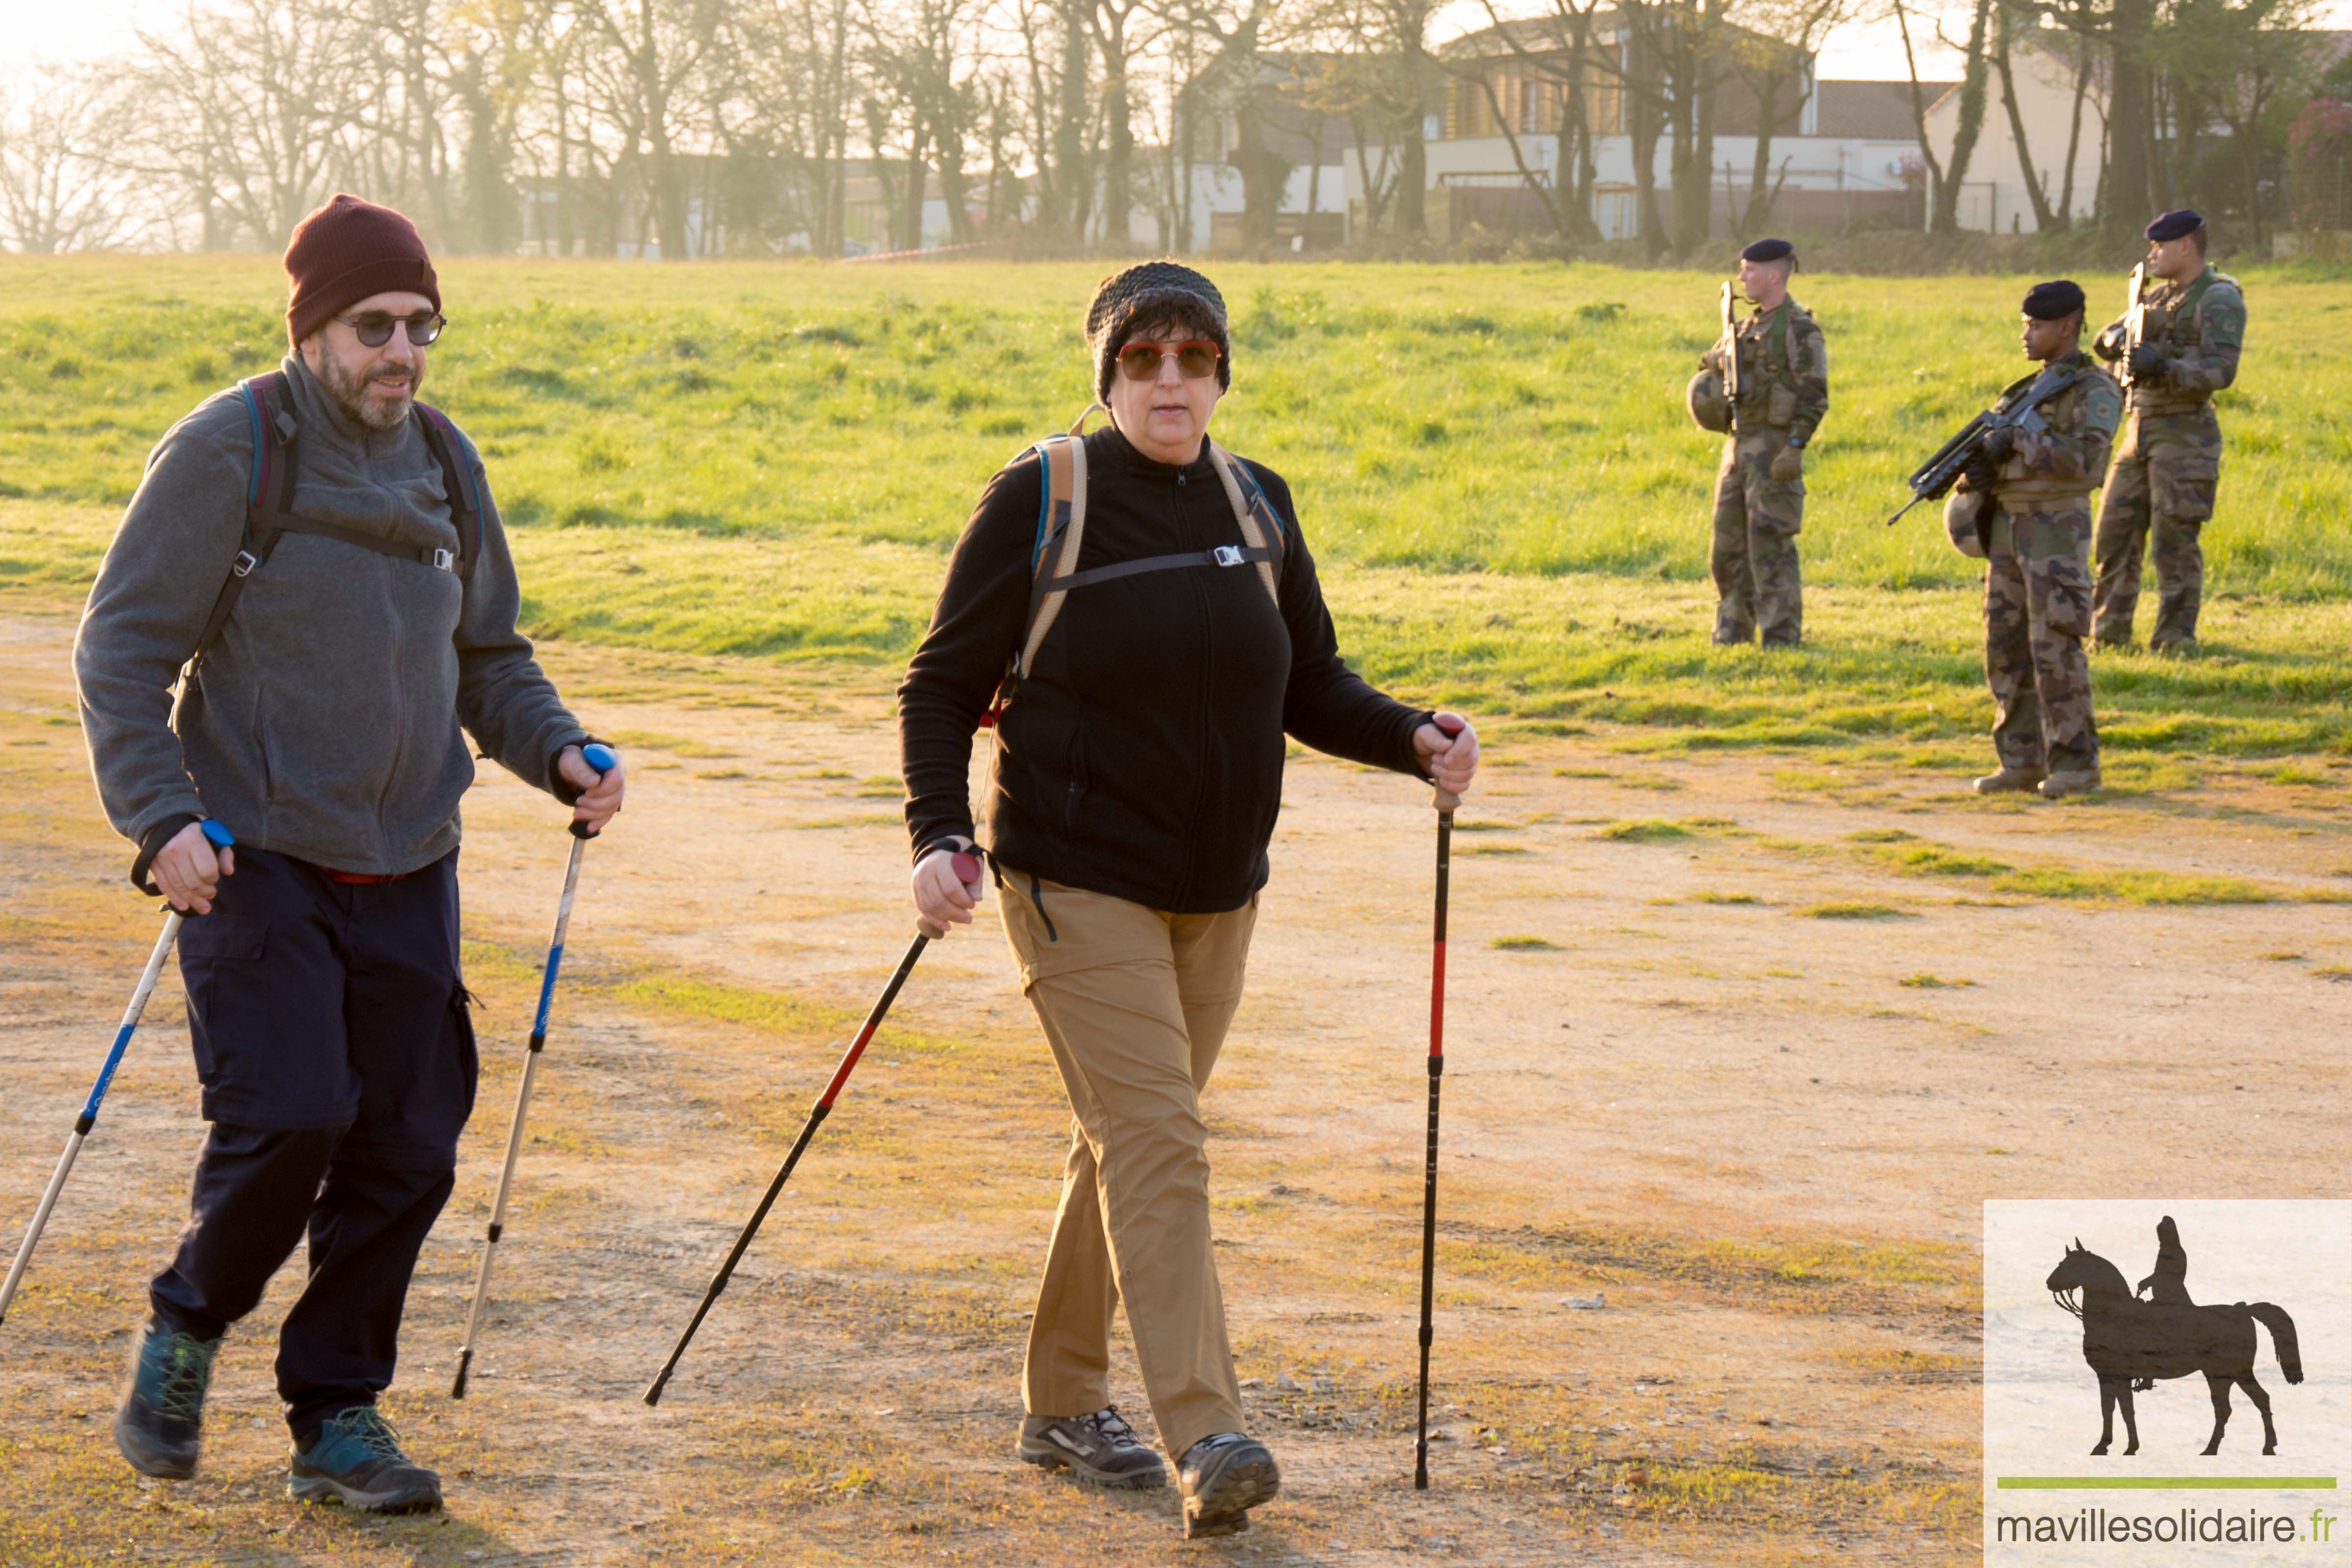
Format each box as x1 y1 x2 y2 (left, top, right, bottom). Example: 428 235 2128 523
1116 339 1222 381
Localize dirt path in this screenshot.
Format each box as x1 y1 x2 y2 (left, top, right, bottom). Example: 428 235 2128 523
3 608 2348 1567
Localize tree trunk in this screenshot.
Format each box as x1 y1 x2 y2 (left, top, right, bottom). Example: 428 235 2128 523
1099 10 1133 251
2105 0 2155 236
1671 0 1720 257
1994 1 2058 230
1056 0 1090 241
2057 31 2092 225
1932 0 1993 233
1400 35 1429 234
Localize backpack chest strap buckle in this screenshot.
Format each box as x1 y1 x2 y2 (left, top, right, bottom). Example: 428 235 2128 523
430 546 456 572
230 550 259 578
1211 544 1245 567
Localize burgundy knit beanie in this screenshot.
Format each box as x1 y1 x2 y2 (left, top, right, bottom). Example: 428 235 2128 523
283 194 440 348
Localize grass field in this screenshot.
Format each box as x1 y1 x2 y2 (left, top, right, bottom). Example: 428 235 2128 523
3 255 2348 760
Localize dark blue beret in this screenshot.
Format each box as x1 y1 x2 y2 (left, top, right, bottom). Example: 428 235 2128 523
2144 209 2205 242
2022 280 2086 320
1740 238 1795 263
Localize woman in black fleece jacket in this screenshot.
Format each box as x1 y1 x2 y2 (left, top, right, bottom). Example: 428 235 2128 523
895 262 1480 1539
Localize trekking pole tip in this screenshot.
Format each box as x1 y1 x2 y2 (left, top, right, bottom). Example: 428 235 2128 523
449 1348 473 1400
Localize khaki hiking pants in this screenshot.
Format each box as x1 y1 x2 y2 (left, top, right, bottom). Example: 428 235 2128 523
996 868 1257 1460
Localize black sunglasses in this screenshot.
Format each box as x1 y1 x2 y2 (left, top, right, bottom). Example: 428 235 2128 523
337 312 447 348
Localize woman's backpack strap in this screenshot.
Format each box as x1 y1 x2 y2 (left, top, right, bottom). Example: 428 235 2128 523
1205 441 1284 609
1018 432 1089 680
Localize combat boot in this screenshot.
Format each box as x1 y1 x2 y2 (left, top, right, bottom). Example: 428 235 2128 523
1973 766 2047 795
2037 770 2102 800
2152 636 2200 659
114 1319 219 1479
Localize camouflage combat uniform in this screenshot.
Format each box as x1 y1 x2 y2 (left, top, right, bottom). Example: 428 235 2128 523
2090 264 2246 649
1977 350 2123 777
1701 298 1828 646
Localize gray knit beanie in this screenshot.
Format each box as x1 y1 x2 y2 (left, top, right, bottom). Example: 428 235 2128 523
1085 261 1231 406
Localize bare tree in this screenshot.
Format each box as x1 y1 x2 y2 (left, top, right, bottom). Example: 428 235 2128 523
1726 0 1849 233
0 68 150 252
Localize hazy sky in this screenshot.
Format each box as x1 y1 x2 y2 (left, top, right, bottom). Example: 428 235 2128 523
21 0 1972 81
21 0 2346 93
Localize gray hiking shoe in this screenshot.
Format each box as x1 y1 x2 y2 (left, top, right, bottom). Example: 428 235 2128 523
1973 766 2047 795
1177 1431 1280 1538
114 1319 218 1480
2037 770 2102 800
1018 1404 1167 1489
288 1407 442 1514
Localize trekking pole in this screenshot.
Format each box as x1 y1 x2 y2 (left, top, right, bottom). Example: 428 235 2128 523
1415 717 1464 1490
642 850 982 1407
451 742 617 1399
0 819 236 1327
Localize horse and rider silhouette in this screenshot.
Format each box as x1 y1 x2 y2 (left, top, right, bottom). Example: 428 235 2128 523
2046 1217 2303 1457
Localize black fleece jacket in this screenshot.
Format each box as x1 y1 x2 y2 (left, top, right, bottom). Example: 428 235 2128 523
898 425 1432 914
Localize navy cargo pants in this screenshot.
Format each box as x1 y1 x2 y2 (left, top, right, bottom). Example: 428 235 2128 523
148 846 476 1445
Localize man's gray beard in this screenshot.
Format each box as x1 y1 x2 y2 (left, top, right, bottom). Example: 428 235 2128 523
319 352 419 431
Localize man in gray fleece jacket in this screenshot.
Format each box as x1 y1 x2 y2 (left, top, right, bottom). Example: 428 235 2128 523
74 194 623 1514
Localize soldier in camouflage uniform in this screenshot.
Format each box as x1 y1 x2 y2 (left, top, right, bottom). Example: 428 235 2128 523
1960 280 2124 800
2089 209 2246 654
1698 238 1829 647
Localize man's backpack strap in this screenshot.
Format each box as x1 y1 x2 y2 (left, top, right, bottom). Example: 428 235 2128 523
414 400 482 582
1205 441 1285 610
188 372 295 675
1018 432 1090 681
188 375 481 678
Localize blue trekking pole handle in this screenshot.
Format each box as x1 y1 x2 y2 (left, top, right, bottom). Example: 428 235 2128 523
452 744 612 1396
1 819 235 1326
568 742 618 840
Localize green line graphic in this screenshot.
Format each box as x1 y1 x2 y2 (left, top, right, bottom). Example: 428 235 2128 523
1997 1477 2337 1491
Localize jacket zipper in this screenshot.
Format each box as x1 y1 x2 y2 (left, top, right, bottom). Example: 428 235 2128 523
1176 463 1213 910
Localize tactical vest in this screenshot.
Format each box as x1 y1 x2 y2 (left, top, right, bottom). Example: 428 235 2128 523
1734 301 1810 429
2130 266 2236 416
1991 359 2108 507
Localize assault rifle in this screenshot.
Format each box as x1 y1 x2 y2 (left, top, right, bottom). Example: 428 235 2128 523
2118 261 2152 390
1717 281 1741 409
1882 362 2090 528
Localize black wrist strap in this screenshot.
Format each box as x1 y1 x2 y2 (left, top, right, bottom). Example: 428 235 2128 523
131 813 201 894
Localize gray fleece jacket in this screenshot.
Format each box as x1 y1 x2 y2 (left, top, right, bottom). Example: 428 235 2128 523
75 354 588 878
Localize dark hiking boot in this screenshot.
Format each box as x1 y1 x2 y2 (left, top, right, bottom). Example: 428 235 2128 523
289 1407 442 1514
1973 766 2047 795
1018 1404 1166 1488
1177 1432 1280 1539
2037 770 2102 801
114 1320 219 1480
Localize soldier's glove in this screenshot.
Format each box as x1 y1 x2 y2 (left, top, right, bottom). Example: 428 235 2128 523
1979 425 2017 464
2128 344 2168 381
1768 442 1804 484
1960 457 1999 493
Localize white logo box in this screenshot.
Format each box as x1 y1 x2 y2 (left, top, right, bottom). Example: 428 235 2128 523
1984 1200 2352 1566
